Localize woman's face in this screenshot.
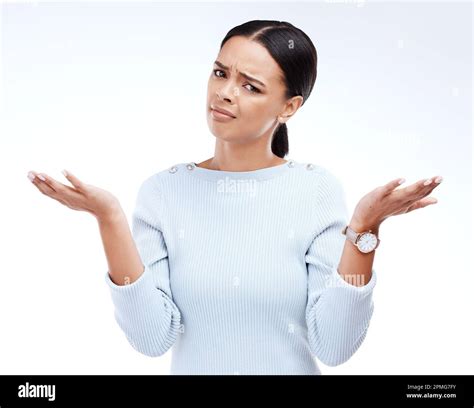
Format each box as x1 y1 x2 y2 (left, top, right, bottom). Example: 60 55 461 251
206 36 298 143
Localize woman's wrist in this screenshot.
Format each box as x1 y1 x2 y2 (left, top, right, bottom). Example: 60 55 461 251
349 216 381 235
95 204 125 225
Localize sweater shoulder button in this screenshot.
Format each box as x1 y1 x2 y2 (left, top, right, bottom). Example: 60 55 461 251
169 166 178 174
306 163 315 171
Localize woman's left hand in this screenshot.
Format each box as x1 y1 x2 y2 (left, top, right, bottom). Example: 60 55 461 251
350 175 443 232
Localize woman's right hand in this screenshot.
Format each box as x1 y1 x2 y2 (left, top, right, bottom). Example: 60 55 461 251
27 169 122 222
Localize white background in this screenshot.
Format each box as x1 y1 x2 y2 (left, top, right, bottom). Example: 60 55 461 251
0 0 472 374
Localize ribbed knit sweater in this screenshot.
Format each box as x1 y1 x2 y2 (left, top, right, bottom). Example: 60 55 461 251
105 159 377 375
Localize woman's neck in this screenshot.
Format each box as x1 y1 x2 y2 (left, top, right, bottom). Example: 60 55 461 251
196 155 287 172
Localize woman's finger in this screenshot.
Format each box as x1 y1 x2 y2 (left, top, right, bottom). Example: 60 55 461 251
405 196 438 213
401 176 442 200
29 172 57 196
35 172 78 194
420 176 443 198
61 169 82 188
416 176 443 201
382 177 406 195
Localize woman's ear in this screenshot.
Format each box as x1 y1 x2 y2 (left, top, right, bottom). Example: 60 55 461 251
279 95 304 123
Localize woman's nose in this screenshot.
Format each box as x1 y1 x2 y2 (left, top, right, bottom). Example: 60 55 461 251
217 82 237 102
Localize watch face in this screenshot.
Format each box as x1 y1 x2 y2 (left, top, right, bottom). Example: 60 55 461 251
356 232 378 253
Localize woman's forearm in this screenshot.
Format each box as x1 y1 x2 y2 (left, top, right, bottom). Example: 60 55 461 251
337 220 379 287
339 174 442 287
97 209 144 286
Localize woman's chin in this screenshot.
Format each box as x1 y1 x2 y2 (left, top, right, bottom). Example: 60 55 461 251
208 129 241 142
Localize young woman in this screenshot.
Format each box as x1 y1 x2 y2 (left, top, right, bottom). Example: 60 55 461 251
27 20 442 375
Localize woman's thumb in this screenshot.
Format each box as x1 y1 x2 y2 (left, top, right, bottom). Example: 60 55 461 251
62 169 84 189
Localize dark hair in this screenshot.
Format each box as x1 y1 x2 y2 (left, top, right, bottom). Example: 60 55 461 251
220 20 318 158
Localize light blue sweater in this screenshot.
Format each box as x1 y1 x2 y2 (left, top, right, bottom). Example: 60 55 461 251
105 159 377 375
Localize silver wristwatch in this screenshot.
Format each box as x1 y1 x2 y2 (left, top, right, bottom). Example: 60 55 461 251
342 225 380 254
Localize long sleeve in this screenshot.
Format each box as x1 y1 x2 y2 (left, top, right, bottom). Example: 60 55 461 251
305 168 377 367
104 175 182 357
100 160 377 374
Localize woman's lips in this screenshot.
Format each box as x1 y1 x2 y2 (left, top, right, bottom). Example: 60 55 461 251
210 108 236 122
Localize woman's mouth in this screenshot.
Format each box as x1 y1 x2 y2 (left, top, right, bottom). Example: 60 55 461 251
210 107 236 122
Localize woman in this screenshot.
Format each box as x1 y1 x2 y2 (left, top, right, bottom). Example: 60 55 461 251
27 20 442 375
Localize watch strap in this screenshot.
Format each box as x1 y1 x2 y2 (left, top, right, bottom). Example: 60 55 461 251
342 225 360 244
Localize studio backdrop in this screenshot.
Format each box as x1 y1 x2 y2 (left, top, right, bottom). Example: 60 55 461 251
0 0 472 375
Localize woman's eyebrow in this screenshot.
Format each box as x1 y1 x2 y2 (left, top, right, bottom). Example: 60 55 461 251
214 60 266 88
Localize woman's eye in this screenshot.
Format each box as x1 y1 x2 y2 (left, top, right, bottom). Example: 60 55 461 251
213 69 260 93
213 69 225 78
244 84 260 93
